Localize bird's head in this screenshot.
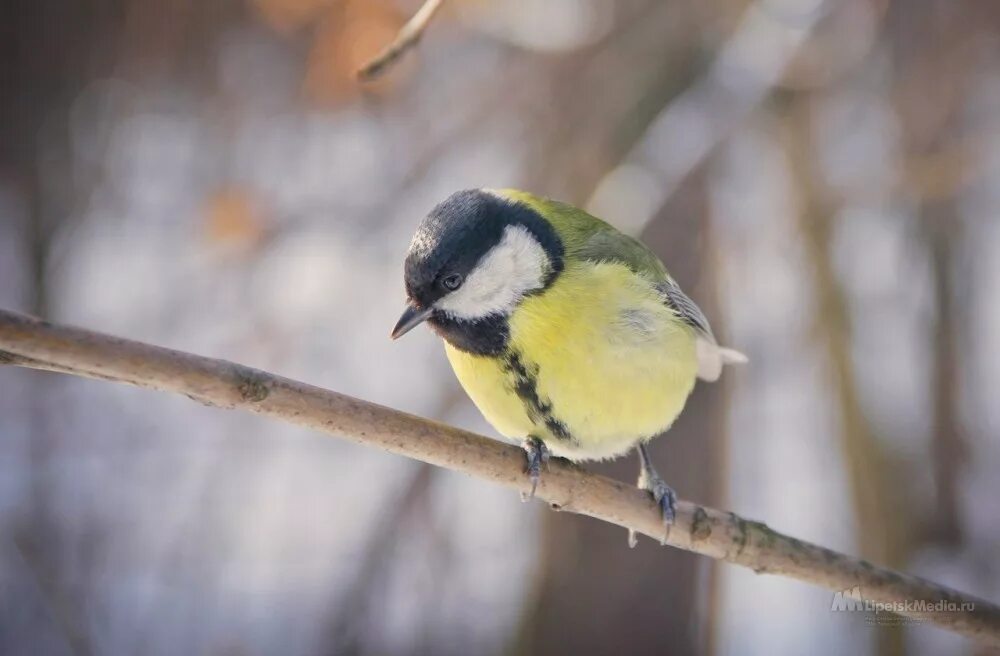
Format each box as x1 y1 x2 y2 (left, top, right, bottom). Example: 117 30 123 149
391 189 564 349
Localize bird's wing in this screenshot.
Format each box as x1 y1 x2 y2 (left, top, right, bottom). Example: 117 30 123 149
568 212 750 381
576 226 748 381
495 190 747 380
656 277 714 340
579 224 712 339
655 277 748 380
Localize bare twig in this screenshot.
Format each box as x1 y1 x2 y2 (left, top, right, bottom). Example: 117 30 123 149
357 0 445 81
1 308 999 645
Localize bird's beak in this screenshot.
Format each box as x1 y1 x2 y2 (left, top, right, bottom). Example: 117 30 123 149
391 302 434 339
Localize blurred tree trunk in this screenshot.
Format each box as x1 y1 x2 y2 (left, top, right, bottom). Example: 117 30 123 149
0 3 240 654
782 95 907 656
886 0 973 548
1 4 125 654
514 173 727 656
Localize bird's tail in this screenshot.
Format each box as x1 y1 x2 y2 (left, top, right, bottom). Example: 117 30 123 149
696 338 748 382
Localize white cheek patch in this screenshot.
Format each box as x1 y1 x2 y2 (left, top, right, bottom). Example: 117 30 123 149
436 224 548 319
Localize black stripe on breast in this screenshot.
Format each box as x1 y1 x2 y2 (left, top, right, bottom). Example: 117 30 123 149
502 350 575 443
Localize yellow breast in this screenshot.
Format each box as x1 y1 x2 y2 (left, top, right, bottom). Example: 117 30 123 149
444 262 698 461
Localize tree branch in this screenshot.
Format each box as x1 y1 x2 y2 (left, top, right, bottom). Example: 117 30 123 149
0 307 998 645
357 0 445 81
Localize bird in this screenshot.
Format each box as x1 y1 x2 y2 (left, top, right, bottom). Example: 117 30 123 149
391 188 745 542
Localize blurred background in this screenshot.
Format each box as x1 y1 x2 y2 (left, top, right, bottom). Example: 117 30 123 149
1 0 999 654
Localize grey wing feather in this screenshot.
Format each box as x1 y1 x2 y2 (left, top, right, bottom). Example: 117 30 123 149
657 279 715 342
657 279 748 381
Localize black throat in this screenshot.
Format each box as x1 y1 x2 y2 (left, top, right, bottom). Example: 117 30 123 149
428 312 510 356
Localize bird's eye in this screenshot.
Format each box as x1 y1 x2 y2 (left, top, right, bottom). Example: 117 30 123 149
442 273 463 291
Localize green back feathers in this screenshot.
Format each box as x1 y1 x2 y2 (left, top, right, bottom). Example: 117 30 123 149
493 188 723 347
493 189 670 282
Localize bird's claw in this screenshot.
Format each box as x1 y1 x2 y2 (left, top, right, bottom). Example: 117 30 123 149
648 477 677 526
520 436 550 501
628 477 676 547
638 474 677 546
630 444 677 547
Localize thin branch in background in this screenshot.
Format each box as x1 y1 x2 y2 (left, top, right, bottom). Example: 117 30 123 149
1 309 1000 646
925 211 966 545
357 0 445 81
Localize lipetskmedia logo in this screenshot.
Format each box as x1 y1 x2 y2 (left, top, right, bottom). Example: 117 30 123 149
831 586 976 625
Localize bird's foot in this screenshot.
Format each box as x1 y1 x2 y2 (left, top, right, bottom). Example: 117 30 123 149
640 471 678 526
628 444 677 547
520 436 550 501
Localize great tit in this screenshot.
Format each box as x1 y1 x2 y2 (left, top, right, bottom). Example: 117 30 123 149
391 189 745 536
